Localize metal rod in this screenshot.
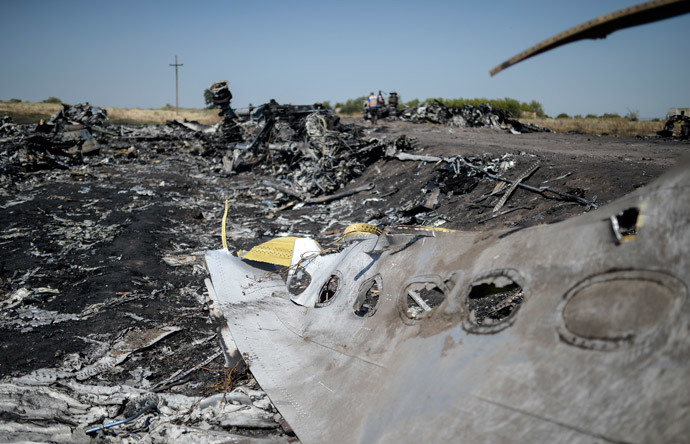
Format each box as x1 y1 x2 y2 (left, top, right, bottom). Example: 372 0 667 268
85 401 157 435
408 289 432 312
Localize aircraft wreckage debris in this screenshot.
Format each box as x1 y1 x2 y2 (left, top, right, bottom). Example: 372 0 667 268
398 100 551 134
1 95 688 443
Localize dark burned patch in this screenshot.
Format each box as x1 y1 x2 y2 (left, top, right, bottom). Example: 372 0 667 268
468 284 523 323
0 156 235 389
610 207 640 244
433 163 479 196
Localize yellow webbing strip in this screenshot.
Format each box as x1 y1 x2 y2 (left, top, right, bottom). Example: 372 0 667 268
337 223 382 242
221 199 229 250
392 225 458 233
416 226 457 232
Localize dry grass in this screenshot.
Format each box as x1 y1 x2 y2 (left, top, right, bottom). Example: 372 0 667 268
0 101 222 125
107 107 222 125
522 117 663 138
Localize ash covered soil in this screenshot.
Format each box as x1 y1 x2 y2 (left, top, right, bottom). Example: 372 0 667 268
0 116 687 441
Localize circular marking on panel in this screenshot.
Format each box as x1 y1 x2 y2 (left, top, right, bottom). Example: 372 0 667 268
557 270 686 351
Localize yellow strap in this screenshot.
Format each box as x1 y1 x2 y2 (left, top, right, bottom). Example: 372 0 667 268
392 225 458 233
221 199 229 250
416 226 457 232
337 223 382 242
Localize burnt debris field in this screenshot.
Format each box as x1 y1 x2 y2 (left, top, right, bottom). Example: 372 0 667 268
0 101 688 443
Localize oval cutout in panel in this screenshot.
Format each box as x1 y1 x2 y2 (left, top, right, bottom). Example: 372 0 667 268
404 283 446 320
462 269 525 334
564 280 673 339
315 274 340 307
399 276 448 324
353 276 381 317
288 266 311 295
558 270 686 351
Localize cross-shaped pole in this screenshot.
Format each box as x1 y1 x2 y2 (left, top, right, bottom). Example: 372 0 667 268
169 55 183 115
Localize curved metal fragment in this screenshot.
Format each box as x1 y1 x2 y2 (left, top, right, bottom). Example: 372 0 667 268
490 0 690 76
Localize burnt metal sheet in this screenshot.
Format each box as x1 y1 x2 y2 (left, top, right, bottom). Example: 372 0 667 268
206 159 690 443
490 0 690 76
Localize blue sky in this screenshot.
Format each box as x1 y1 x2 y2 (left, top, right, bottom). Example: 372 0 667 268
2 0 689 118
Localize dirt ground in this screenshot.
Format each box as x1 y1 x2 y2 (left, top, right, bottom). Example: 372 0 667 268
1 116 687 440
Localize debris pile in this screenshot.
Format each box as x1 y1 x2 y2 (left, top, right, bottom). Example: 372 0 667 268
223 110 403 197
46 102 109 130
657 113 690 139
186 81 418 197
1 367 283 442
0 116 20 138
400 100 550 133
0 104 109 174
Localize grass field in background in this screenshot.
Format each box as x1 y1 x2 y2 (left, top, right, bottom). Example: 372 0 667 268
522 117 663 138
0 101 222 125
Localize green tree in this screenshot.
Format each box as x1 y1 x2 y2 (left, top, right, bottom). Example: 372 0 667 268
42 97 61 103
423 97 542 118
625 108 639 121
405 98 420 108
203 89 217 109
526 100 545 118
334 96 367 114
556 113 570 119
500 97 521 117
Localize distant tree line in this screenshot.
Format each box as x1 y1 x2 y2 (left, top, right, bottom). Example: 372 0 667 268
555 109 639 121
423 97 545 118
0 97 62 104
334 96 546 118
334 96 368 114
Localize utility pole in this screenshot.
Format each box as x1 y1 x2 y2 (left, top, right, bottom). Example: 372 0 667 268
169 55 183 114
